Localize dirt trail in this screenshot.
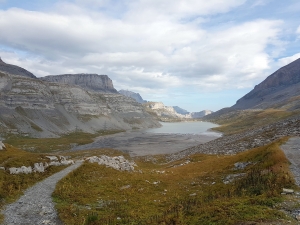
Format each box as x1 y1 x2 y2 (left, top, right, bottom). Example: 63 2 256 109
281 136 300 185
2 161 83 225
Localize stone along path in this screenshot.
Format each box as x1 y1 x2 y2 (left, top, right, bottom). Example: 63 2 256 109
2 161 83 225
281 136 300 186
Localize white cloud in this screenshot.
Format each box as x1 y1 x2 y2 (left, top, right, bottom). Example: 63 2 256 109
278 53 300 67
0 2 286 96
297 25 300 35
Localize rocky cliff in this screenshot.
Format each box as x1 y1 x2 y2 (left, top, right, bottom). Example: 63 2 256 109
41 74 118 93
189 110 213 118
144 102 212 121
0 58 36 79
119 90 146 103
233 58 300 110
0 60 160 138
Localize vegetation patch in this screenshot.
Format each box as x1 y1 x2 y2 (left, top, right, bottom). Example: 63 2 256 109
53 138 296 224
209 109 298 135
4 130 124 153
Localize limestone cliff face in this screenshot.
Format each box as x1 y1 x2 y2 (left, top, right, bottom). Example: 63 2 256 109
0 58 36 79
0 71 159 137
144 102 212 121
41 74 118 93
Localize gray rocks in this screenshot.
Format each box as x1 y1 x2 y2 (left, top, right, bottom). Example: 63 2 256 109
0 140 5 150
9 166 33 175
168 115 300 161
86 155 136 171
0 70 159 138
8 156 74 174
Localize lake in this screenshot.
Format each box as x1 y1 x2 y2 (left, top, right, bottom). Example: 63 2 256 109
146 121 221 136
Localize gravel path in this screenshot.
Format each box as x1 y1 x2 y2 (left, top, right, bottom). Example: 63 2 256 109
2 161 83 225
281 136 300 186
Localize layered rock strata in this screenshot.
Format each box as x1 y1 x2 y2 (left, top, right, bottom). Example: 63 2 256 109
41 74 118 93
0 72 159 137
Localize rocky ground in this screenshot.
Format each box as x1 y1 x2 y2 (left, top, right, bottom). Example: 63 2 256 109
71 130 220 156
2 161 83 225
168 115 300 161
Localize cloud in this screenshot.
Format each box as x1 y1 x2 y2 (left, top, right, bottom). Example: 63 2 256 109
278 53 300 67
297 25 300 35
0 2 286 96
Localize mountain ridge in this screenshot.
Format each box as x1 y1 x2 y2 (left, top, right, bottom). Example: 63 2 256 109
0 58 36 79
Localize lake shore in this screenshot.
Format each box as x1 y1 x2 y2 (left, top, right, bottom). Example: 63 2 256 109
71 130 221 157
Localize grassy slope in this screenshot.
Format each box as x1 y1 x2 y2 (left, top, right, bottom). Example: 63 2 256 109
53 138 296 225
208 109 299 135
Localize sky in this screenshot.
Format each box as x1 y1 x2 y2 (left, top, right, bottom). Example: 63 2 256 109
0 0 300 112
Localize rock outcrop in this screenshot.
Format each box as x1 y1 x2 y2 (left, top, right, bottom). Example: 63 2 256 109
0 58 36 79
41 74 118 93
8 155 74 174
119 90 147 103
0 140 5 150
86 155 136 171
0 59 160 137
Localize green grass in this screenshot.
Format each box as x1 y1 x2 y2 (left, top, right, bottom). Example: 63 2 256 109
4 130 124 153
53 138 296 224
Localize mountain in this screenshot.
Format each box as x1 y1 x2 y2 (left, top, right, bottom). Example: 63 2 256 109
190 110 213 118
173 106 189 115
232 58 300 110
144 102 212 121
119 90 146 103
0 57 36 79
41 74 118 93
0 59 159 137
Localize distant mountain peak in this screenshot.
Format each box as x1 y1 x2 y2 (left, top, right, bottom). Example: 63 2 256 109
0 57 36 79
119 90 146 103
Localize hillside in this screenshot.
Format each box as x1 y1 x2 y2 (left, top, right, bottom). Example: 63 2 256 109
233 58 300 110
119 90 146 103
0 58 36 79
204 58 300 134
0 60 160 138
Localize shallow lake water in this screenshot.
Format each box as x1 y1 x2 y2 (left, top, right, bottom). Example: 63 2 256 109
146 121 221 136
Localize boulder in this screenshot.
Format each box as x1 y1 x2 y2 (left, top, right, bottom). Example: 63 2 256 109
45 156 58 161
86 155 135 171
0 141 6 150
9 166 32 174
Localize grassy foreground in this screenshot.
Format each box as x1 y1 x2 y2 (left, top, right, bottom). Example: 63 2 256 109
53 138 296 224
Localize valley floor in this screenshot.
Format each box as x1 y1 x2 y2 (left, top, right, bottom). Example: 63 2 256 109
70 130 220 156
